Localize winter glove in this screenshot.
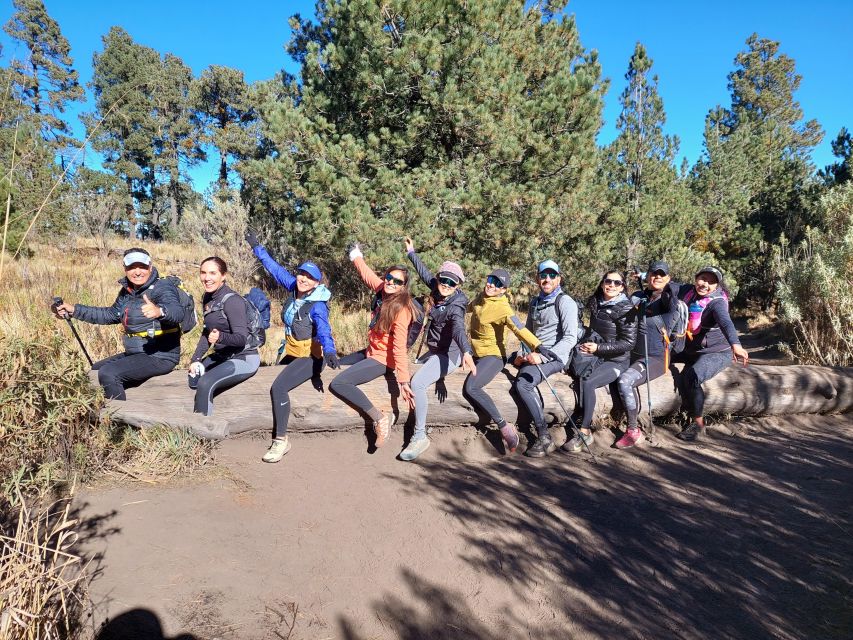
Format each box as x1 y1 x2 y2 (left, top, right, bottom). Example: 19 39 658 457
324 351 340 369
536 345 559 363
245 230 260 249
348 242 363 261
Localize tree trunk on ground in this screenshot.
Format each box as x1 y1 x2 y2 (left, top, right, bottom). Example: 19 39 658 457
101 363 853 441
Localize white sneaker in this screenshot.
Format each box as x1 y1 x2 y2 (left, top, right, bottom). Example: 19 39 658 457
262 437 291 463
400 437 430 461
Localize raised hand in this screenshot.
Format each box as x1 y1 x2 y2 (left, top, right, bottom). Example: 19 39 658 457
245 229 260 249
141 293 163 319
348 242 363 261
404 236 415 253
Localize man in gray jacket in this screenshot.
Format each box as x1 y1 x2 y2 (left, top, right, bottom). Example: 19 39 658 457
51 247 184 400
512 259 579 457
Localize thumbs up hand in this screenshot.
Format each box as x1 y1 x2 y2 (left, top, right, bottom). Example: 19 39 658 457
141 293 163 319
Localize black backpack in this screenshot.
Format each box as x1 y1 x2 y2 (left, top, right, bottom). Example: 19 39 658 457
206 291 268 350
163 275 197 333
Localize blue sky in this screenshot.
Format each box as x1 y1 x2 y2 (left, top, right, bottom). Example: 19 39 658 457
1 0 849 190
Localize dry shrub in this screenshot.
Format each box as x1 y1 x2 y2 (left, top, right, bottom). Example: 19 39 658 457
775 183 853 366
0 485 87 640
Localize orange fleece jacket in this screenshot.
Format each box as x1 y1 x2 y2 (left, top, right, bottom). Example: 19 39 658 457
352 256 412 383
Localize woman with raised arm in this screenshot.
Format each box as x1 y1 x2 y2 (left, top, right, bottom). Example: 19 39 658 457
329 243 420 448
245 232 340 463
402 237 477 460
188 256 261 418
674 266 749 441
464 268 541 454
564 269 637 453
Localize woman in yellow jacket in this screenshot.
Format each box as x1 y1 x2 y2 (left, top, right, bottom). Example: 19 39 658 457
464 268 541 454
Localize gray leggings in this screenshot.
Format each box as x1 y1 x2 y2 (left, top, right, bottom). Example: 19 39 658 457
616 356 667 429
189 353 260 416
411 352 461 440
462 355 507 424
329 357 391 420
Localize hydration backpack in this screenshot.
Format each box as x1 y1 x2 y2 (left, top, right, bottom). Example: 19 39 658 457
207 291 269 350
163 275 197 333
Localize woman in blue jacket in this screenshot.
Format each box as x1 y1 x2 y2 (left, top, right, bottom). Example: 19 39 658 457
246 232 340 462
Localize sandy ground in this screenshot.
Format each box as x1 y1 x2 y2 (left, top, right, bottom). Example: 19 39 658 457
76 414 852 640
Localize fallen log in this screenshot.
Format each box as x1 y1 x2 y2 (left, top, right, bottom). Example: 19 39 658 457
101 362 853 440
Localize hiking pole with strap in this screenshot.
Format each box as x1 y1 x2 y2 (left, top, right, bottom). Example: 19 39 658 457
52 297 93 367
533 360 596 461
639 299 655 439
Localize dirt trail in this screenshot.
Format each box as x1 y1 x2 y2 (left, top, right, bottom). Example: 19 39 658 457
78 415 853 640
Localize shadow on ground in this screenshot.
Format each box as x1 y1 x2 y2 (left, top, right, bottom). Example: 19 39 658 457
340 414 852 640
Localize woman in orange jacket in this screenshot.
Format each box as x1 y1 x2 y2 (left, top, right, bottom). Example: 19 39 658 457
329 243 421 447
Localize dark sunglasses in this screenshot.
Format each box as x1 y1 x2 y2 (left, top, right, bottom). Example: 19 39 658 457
438 277 459 288
486 275 505 287
603 278 624 287
649 270 668 277
538 271 559 280
384 274 406 286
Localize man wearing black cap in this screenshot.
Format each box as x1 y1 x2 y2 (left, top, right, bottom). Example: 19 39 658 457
51 247 184 399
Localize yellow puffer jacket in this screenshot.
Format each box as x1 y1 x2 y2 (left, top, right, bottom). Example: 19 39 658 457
468 293 541 359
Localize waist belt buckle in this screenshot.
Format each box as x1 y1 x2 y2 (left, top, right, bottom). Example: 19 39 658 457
147 326 156 339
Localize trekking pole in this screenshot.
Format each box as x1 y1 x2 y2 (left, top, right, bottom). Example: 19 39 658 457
534 361 596 461
52 297 93 367
640 299 655 439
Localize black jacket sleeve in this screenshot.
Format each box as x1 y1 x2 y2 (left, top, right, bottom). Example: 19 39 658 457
448 304 473 355
596 303 638 357
407 251 437 290
72 289 125 325
216 294 248 350
149 280 184 326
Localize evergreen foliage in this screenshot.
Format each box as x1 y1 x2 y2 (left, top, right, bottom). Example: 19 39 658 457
239 0 606 291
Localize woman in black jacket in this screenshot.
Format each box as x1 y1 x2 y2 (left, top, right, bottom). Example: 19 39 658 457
188 256 261 418
564 269 637 453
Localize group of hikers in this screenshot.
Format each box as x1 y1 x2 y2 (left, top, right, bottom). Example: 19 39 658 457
51 235 749 462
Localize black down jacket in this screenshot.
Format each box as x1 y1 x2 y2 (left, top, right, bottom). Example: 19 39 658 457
584 293 638 365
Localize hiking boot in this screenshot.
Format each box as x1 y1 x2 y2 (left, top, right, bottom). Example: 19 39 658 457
499 423 520 454
373 413 393 447
561 431 594 453
400 436 430 461
524 434 556 458
677 422 705 442
615 428 643 450
262 437 291 463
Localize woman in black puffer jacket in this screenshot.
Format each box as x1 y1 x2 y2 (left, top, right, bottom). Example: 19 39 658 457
564 269 638 453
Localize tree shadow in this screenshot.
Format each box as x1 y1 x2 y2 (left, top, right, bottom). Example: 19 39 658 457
343 413 853 639
94 608 197 640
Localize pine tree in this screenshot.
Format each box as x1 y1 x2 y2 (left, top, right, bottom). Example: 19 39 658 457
691 34 823 304
819 127 852 186
152 54 205 233
191 65 255 195
598 42 705 277
83 27 161 238
3 0 84 153
239 0 605 290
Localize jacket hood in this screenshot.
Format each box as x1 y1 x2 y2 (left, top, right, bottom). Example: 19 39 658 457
119 266 160 292
442 289 469 310
303 284 331 303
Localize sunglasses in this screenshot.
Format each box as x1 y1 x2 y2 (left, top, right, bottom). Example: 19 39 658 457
603 278 624 287
486 276 505 287
649 270 668 277
438 277 459 288
539 271 559 280
384 274 406 286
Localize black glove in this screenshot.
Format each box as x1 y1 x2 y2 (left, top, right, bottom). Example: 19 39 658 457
245 230 260 249
324 352 340 369
537 345 559 362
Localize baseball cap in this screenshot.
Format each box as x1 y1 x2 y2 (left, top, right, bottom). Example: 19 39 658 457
537 259 560 275
297 261 323 281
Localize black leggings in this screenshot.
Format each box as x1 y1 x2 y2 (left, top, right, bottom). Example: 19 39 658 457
93 352 176 400
573 361 628 428
616 356 667 429
674 351 732 418
329 357 391 421
270 356 324 438
462 355 507 424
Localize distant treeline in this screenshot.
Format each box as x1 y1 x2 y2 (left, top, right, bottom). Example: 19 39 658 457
1 0 851 307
